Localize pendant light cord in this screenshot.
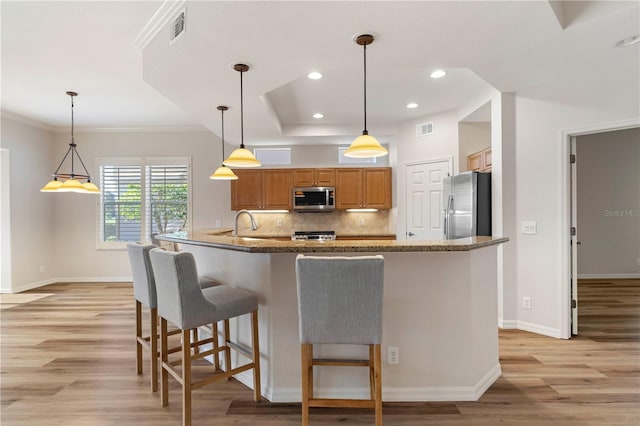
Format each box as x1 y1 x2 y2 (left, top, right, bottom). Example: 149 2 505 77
221 108 225 160
363 43 367 134
240 70 245 148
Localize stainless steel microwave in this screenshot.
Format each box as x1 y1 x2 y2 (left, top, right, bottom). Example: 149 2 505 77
293 187 335 211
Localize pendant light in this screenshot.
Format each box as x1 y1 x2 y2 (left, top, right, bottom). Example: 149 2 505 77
344 34 388 158
210 106 238 180
41 91 100 193
222 64 261 167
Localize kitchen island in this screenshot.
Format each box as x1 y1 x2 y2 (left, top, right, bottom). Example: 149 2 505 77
158 230 507 403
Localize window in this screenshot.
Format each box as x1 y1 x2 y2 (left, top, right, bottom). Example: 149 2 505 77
253 148 291 165
97 157 191 249
338 147 377 164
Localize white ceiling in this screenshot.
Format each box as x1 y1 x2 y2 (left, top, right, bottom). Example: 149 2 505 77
2 1 638 147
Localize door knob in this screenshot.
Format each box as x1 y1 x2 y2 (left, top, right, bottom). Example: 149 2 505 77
408 232 415 236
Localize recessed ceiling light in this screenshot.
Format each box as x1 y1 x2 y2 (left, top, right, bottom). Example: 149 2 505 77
313 113 324 119
615 35 640 48
406 102 419 109
430 70 446 79
307 72 323 80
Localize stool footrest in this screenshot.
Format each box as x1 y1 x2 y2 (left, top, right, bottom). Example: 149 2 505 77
312 358 370 367
191 362 255 390
309 398 375 409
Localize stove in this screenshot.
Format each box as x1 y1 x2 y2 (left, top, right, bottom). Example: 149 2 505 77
291 231 336 241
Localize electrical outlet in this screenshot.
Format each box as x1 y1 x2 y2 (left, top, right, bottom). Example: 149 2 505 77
276 218 283 227
215 219 221 228
388 347 399 365
522 296 532 309
359 217 366 226
39 265 45 273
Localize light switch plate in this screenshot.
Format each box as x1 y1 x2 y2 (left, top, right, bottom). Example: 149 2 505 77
521 221 537 235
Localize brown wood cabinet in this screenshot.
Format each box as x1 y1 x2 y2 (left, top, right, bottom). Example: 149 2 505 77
335 167 391 209
467 148 492 172
230 169 292 210
292 168 335 187
231 167 391 211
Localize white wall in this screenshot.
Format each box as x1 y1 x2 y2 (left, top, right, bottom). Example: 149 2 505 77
0 117 57 292
458 122 491 172
395 109 459 240
576 127 640 278
514 97 639 338
50 129 227 280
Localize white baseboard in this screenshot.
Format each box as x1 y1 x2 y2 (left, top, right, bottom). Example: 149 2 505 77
498 319 518 329
515 320 562 339
8 277 132 293
578 273 640 279
242 364 502 403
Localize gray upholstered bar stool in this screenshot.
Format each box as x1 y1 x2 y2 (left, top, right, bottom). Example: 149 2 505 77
126 243 220 392
149 248 261 426
296 255 384 426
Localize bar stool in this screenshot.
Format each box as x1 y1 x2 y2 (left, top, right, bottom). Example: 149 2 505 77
295 255 384 426
126 243 221 392
149 248 261 426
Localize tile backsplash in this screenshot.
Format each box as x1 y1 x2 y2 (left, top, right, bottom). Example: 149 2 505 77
234 210 393 236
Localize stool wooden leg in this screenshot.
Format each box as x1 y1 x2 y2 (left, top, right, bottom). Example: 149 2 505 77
369 344 375 400
135 301 143 375
301 343 312 426
182 329 192 426
150 307 158 392
160 318 169 407
251 311 261 401
224 319 231 377
374 344 382 426
192 328 199 355
212 323 220 370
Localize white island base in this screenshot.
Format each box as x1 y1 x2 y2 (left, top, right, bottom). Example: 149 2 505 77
179 242 501 403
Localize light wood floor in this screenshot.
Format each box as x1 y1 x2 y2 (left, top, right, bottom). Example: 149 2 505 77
1 279 638 425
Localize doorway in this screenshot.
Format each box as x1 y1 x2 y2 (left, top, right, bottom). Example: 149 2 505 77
566 124 640 336
405 158 452 240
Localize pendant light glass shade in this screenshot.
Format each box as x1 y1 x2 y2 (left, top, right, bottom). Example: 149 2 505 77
223 64 261 168
344 34 388 159
40 91 100 194
223 147 261 167
211 105 239 180
345 132 388 158
211 165 239 180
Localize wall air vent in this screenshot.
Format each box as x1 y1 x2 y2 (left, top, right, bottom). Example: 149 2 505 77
416 122 434 137
170 9 186 42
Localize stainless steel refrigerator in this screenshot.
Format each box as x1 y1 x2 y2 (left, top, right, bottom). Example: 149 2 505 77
443 171 491 239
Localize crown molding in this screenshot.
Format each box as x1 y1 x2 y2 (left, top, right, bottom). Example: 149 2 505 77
61 125 209 134
0 110 55 132
134 0 187 51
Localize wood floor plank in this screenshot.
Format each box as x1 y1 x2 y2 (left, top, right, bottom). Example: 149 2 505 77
1 279 639 425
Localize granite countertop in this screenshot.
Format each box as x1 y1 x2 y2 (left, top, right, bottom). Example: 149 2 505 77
158 229 508 254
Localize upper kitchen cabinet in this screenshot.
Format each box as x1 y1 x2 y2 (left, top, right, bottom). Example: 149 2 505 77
467 148 492 172
335 167 392 209
292 168 335 187
231 169 292 210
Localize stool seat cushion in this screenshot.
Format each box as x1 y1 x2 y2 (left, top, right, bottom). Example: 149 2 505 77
202 286 258 324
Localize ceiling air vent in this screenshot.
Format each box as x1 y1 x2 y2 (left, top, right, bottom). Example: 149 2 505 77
170 9 186 42
416 122 433 137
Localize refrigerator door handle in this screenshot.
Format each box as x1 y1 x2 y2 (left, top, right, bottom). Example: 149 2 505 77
444 195 453 239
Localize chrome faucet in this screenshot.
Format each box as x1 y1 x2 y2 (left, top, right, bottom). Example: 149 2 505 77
233 209 258 236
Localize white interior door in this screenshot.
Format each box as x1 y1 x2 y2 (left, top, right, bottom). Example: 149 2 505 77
405 159 452 240
570 137 578 335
